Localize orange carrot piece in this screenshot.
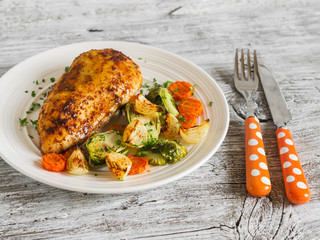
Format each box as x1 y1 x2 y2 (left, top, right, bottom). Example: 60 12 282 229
107 124 126 135
168 81 193 101
41 153 66 172
178 98 203 118
177 113 197 129
127 155 148 175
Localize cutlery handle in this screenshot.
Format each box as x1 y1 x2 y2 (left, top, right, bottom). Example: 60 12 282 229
276 127 311 204
245 116 271 197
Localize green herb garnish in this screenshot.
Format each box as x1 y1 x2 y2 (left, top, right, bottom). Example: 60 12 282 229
19 117 28 126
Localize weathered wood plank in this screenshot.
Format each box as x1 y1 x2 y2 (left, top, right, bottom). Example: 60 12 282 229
0 0 319 239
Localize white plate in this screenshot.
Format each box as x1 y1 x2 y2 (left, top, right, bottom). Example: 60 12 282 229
0 41 229 193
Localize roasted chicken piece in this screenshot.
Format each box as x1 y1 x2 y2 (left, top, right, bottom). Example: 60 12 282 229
38 49 143 155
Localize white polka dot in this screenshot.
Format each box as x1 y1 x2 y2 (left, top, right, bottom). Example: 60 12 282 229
283 161 291 168
304 194 309 197
286 175 295 182
249 154 258 161
278 132 285 138
251 169 260 176
248 139 258 146
256 132 262 139
292 168 302 175
297 182 307 189
249 123 257 129
285 139 293 145
254 116 259 123
261 177 271 185
289 154 298 161
259 162 268 170
280 147 289 154
265 186 269 190
257 148 265 156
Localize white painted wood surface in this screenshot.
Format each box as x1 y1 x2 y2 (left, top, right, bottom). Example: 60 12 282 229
1 0 319 239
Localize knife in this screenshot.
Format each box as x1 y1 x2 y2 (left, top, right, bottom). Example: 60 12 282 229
258 63 311 205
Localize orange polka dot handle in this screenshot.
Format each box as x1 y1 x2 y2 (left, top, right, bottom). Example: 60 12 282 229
276 127 311 204
245 116 271 197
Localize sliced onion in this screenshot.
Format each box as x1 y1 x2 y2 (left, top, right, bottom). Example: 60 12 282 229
180 119 210 144
162 113 180 139
105 152 132 180
134 93 163 115
66 149 89 175
123 119 148 147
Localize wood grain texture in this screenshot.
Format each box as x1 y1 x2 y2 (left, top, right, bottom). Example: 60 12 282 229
1 0 320 239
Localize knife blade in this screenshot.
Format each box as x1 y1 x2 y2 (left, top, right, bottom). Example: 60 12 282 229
258 63 311 205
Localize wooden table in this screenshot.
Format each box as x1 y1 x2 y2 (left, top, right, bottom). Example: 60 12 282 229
1 0 319 239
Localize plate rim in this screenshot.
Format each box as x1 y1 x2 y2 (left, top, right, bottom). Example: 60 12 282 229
0 41 229 193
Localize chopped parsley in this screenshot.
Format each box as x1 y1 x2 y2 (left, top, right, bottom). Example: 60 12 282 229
177 116 186 122
19 117 28 126
28 135 34 139
30 119 38 130
65 66 70 72
50 77 55 83
42 79 45 83
149 121 154 126
209 101 213 107
116 139 121 145
136 152 147 157
163 80 172 88
142 83 150 88
25 90 28 93
31 91 36 97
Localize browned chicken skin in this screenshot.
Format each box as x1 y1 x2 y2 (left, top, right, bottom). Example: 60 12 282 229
38 49 143 155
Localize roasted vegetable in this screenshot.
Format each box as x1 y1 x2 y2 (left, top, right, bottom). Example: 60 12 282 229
161 113 180 139
83 130 127 168
146 87 179 116
139 139 187 165
123 119 148 147
41 153 66 172
105 152 132 180
125 102 161 140
134 93 163 115
180 119 210 144
127 155 149 175
66 148 89 175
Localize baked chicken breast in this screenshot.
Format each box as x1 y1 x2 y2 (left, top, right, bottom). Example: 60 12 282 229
38 49 143 155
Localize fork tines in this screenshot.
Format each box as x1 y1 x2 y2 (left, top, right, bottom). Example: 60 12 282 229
234 49 258 82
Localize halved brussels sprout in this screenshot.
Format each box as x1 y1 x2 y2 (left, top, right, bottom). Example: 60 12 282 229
83 130 127 168
105 152 132 180
123 119 148 147
66 149 89 175
180 119 210 144
140 151 167 166
146 87 179 116
134 93 163 115
139 139 187 165
161 113 180 139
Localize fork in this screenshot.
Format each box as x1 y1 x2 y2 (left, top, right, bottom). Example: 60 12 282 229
234 49 271 197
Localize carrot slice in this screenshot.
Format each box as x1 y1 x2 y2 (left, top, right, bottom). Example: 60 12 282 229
177 113 197 129
168 81 193 101
178 98 203 118
107 124 126 135
41 153 66 172
127 155 148 175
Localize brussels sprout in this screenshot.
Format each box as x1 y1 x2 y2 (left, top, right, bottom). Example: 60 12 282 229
180 119 210 144
134 93 163 115
83 130 127 168
66 148 89 175
106 152 132 180
146 87 179 116
139 139 187 165
159 140 187 164
125 102 161 140
140 151 167 166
